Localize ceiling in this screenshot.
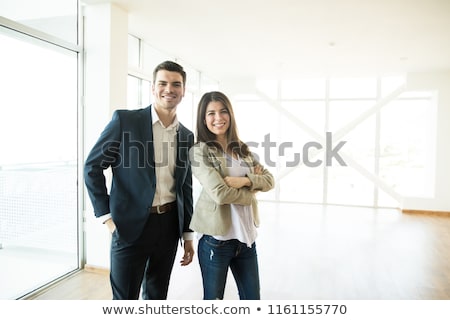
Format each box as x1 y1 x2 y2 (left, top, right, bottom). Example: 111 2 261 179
83 0 450 82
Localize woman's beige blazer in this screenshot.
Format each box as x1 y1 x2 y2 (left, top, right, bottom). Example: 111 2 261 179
189 142 275 236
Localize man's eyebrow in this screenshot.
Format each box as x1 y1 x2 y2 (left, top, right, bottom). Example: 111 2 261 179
157 80 182 84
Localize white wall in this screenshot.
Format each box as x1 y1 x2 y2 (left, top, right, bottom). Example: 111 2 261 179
83 3 128 268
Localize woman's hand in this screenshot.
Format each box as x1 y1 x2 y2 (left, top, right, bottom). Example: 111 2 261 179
254 164 263 175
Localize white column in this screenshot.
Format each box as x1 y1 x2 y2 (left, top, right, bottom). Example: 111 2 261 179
83 2 128 268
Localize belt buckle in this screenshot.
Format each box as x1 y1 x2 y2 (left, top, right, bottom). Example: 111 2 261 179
156 205 164 214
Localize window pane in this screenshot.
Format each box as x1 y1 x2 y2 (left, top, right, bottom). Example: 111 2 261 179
141 79 151 107
141 42 172 75
380 98 436 197
234 99 278 201
327 166 375 206
177 91 195 131
178 61 200 93
279 167 323 203
128 34 140 69
281 101 325 133
0 28 78 298
329 101 376 174
234 100 278 166
0 0 78 44
326 115 376 206
127 75 139 109
342 117 376 174
328 100 375 132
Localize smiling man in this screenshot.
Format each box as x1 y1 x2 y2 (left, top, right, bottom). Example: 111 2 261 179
84 61 195 300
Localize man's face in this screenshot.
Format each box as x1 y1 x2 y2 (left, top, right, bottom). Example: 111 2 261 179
152 70 185 111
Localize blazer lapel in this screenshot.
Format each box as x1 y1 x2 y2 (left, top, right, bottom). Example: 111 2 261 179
208 148 229 177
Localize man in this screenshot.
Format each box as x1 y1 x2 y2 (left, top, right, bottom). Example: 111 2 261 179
84 61 194 300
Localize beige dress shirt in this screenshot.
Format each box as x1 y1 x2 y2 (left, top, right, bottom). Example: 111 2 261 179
151 107 178 207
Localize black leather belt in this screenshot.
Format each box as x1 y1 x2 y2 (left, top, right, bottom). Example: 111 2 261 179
150 201 176 214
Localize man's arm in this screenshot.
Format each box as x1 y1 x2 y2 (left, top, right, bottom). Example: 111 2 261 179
84 111 121 217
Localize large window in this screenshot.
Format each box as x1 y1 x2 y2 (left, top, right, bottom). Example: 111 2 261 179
234 76 436 208
0 0 80 300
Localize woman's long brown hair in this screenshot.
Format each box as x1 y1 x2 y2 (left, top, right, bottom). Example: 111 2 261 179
196 91 250 157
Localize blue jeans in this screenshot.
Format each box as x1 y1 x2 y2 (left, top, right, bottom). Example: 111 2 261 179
198 235 260 300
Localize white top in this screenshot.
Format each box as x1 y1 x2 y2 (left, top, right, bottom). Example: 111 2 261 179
213 153 257 247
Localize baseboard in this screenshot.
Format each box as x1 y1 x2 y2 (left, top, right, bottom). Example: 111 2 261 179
84 264 110 275
402 209 450 217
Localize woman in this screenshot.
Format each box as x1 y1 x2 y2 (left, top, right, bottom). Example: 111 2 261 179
189 91 274 300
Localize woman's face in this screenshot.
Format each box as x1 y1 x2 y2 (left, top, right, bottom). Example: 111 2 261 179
205 101 230 139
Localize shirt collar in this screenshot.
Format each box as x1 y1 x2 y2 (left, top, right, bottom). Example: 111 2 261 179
151 105 179 130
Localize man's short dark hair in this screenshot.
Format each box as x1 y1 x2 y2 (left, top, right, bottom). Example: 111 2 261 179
153 60 187 86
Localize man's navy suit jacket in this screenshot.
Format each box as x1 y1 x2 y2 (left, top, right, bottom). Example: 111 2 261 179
84 105 194 243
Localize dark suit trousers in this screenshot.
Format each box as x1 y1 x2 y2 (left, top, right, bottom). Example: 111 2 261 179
109 207 179 300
